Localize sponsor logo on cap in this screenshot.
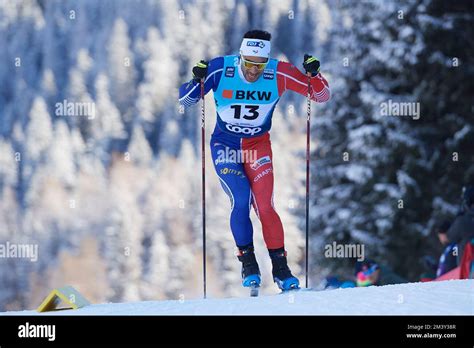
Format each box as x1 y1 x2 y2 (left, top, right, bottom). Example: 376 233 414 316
247 41 265 48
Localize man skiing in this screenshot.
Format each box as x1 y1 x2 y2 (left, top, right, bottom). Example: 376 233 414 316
179 29 330 291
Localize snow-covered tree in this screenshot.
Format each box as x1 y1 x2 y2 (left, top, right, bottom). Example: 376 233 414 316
66 49 95 137
309 0 474 281
103 162 145 302
136 27 176 123
306 0 401 278
107 17 136 118
128 123 153 166
23 96 53 183
92 73 127 157
0 139 18 190
45 120 76 187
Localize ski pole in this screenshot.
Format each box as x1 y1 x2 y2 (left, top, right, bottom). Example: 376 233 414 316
305 72 312 289
200 78 207 299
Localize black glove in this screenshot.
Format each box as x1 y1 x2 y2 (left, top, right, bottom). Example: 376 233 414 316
192 60 208 81
303 54 320 77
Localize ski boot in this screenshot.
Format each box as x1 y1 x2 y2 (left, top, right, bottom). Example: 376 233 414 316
269 248 300 291
237 245 261 296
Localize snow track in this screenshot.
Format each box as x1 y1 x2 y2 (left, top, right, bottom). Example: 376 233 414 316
3 280 473 316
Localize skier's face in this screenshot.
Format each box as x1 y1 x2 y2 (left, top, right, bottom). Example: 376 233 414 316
438 233 449 245
241 55 268 82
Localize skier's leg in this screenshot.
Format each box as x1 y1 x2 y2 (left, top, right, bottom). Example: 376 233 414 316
242 134 284 250
243 134 299 290
211 140 261 288
211 141 254 249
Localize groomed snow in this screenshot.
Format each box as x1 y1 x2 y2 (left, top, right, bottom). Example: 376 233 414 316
3 280 473 316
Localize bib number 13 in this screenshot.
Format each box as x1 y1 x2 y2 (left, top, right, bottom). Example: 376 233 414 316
230 105 259 120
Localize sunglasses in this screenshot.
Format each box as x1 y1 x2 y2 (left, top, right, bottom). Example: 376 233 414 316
240 55 268 70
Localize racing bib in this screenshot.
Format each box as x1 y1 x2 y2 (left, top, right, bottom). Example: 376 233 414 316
214 55 280 137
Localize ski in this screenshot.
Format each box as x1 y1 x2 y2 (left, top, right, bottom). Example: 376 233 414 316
250 282 260 297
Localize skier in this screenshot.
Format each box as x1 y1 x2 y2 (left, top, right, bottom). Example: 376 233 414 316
447 186 474 258
435 220 458 278
355 260 380 287
179 29 330 291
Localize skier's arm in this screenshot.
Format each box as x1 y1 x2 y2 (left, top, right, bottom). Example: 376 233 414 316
276 60 330 103
179 57 224 107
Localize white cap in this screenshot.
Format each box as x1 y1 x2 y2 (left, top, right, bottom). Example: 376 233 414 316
240 38 271 59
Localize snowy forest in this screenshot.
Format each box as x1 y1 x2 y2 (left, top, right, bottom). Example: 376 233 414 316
0 0 473 311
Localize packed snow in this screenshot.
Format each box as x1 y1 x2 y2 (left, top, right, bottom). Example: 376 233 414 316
3 280 473 316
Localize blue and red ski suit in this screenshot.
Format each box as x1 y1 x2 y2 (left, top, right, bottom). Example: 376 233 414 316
179 55 330 250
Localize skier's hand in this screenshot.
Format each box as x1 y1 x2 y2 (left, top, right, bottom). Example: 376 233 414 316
192 60 208 81
303 54 320 77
